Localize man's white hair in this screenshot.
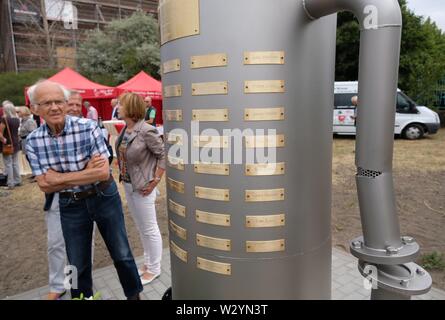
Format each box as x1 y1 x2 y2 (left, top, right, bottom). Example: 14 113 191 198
27 80 71 105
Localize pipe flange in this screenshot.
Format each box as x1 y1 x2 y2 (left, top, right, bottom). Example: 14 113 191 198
350 236 419 265
358 261 432 296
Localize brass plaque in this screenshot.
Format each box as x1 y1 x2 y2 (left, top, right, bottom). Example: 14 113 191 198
169 220 187 240
191 53 228 69
162 59 181 74
164 84 182 97
194 162 230 176
159 0 200 45
246 239 285 253
196 234 231 251
192 81 228 95
166 132 183 145
244 80 285 94
246 214 285 228
170 241 187 263
196 210 231 226
245 163 285 176
168 178 185 194
168 199 186 217
164 109 183 121
193 136 229 148
195 186 230 201
244 107 285 121
197 257 231 276
244 51 285 65
245 135 285 148
192 108 229 121
167 156 185 171
245 189 285 202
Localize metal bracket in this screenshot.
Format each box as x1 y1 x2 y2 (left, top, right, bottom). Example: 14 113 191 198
358 260 432 296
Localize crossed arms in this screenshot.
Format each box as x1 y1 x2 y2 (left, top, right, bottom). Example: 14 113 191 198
35 155 110 193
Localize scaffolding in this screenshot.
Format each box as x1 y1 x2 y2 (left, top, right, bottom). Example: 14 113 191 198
1 0 159 72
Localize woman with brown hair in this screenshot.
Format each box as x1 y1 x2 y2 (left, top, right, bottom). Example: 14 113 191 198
116 93 166 285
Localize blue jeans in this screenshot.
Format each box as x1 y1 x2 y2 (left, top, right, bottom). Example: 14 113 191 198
59 181 142 298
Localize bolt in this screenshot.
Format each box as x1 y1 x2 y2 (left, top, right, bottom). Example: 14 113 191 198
402 236 415 245
400 279 409 287
416 268 425 276
386 246 399 255
352 241 362 249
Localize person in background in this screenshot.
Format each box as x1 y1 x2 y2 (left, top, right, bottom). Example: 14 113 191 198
116 93 165 285
85 101 98 121
0 102 21 189
69 93 113 165
143 96 156 126
18 107 37 159
67 91 83 118
351 95 358 126
0 100 14 175
111 99 119 120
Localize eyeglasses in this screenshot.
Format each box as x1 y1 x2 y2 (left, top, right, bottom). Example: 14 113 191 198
37 100 66 108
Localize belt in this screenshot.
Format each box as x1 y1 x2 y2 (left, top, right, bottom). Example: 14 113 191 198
59 177 114 201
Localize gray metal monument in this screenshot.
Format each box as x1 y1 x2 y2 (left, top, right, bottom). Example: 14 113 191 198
159 0 432 299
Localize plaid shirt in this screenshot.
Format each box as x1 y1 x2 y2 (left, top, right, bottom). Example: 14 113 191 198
26 116 110 192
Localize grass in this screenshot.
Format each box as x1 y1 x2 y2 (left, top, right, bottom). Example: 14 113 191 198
332 128 445 181
421 252 445 271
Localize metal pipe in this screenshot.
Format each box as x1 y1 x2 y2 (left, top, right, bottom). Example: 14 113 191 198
304 0 431 299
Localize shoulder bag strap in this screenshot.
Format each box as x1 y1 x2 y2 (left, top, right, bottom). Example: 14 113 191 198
3 116 13 144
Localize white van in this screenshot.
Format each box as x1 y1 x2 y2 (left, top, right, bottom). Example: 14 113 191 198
333 81 441 139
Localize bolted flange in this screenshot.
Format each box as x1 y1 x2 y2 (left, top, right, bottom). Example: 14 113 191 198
350 236 420 265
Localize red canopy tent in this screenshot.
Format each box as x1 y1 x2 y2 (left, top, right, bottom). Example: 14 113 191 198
25 67 116 120
116 71 163 124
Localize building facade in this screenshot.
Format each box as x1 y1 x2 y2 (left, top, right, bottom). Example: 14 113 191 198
0 0 159 72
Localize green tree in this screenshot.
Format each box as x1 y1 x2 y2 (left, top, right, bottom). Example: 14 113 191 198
335 12 360 81
0 69 56 106
77 11 160 86
335 0 445 107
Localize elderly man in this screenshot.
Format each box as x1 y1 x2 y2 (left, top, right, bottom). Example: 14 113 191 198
26 81 142 300
68 91 113 165
67 91 83 117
